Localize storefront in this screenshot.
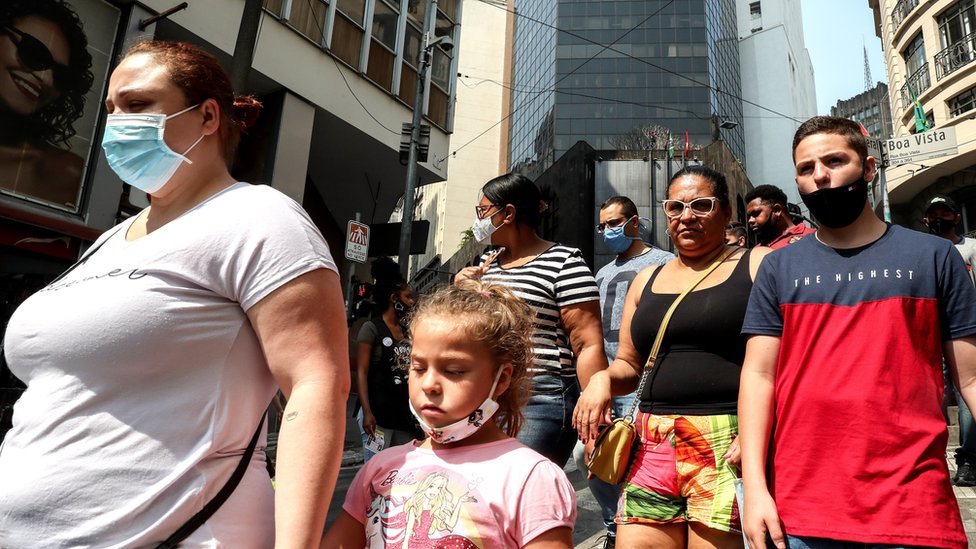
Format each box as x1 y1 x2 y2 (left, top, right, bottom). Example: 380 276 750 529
0 0 457 439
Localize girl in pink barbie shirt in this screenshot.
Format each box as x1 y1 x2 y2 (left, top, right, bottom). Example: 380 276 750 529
325 281 577 549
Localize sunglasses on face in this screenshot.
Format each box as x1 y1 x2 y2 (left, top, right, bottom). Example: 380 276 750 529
2 25 70 88
662 197 720 219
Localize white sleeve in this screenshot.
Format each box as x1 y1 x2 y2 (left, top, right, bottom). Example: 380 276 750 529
209 185 338 311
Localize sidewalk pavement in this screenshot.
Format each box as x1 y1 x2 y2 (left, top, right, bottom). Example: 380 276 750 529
329 398 976 547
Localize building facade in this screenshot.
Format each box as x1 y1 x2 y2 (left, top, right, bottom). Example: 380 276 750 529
1 0 462 434
407 0 514 281
830 82 894 141
870 0 976 232
736 0 817 203
507 0 747 177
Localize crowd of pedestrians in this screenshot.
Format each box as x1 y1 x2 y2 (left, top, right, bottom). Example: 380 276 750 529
0 37 974 549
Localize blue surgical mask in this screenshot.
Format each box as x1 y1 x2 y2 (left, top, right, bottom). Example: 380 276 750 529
602 217 640 254
101 104 205 194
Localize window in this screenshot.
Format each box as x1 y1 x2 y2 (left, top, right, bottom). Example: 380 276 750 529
331 0 367 68
288 0 329 43
338 0 366 24
749 1 761 31
399 23 422 104
938 0 976 49
903 32 927 76
405 0 426 26
949 86 976 117
263 0 285 16
366 0 399 90
370 0 399 50
438 0 459 22
427 1 456 129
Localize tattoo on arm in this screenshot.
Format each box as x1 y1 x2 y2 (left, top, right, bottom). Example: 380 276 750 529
286 411 299 421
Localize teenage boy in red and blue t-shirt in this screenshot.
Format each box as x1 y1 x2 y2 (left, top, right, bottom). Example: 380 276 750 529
738 116 976 549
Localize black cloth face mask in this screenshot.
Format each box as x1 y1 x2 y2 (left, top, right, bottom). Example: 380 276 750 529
799 175 869 229
927 217 955 235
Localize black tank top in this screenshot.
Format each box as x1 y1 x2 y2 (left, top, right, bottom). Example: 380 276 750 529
631 249 754 415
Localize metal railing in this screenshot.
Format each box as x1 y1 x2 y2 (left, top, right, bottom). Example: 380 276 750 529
935 32 976 80
900 63 931 106
892 0 920 30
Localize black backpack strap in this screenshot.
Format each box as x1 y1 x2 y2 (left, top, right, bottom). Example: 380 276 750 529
155 415 266 549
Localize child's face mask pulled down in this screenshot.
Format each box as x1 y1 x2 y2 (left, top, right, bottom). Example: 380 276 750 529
409 366 505 444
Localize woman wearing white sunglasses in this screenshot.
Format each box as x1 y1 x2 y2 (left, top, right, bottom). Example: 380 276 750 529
576 165 770 549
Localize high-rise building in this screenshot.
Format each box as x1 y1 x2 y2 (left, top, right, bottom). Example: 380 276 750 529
736 0 817 202
869 0 976 231
507 0 746 176
830 82 893 141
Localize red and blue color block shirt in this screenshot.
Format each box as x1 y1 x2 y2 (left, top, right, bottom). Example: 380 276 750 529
743 224 976 549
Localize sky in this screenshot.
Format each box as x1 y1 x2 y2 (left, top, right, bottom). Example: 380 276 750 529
801 0 888 114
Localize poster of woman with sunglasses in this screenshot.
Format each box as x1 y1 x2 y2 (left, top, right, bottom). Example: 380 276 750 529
0 0 103 211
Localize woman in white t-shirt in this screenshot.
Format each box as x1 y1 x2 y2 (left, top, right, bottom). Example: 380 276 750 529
0 41 349 547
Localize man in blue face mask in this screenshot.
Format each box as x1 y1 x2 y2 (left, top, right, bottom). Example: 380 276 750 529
578 196 672 548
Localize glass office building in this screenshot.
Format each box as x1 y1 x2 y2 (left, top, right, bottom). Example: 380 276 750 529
509 0 745 172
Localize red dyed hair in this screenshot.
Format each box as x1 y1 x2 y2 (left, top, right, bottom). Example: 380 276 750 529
123 41 261 160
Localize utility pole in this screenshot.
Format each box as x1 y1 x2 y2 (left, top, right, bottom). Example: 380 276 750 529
398 0 439 277
231 0 264 92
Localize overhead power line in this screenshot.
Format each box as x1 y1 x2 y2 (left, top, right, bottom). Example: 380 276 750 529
473 0 802 124
448 0 676 158
301 0 399 135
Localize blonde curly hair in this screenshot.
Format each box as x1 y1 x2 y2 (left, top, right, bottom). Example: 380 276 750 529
406 280 534 437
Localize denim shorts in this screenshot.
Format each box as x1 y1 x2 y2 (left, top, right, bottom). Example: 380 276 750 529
515 374 580 466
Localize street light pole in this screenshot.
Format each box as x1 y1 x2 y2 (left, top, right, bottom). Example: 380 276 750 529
398 0 438 277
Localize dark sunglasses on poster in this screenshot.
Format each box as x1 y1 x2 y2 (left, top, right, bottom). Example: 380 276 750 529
1 25 71 88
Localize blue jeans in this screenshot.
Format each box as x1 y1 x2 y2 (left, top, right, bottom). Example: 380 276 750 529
577 393 637 534
784 535 933 549
517 374 580 466
944 361 976 465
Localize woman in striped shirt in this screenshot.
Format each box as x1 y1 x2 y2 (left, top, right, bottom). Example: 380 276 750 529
454 173 607 466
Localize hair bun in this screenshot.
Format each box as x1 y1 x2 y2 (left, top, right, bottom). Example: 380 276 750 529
232 95 262 130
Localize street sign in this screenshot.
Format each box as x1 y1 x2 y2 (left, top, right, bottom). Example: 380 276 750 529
884 126 958 166
866 136 884 165
345 220 370 263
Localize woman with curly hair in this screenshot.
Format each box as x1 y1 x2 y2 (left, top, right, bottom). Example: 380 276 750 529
0 0 94 208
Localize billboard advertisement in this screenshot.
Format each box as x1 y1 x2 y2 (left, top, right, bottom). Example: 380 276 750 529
0 0 120 214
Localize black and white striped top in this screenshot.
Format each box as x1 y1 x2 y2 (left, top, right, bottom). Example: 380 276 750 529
480 245 600 379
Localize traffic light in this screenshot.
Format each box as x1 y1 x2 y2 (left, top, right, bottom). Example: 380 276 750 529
350 280 374 321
